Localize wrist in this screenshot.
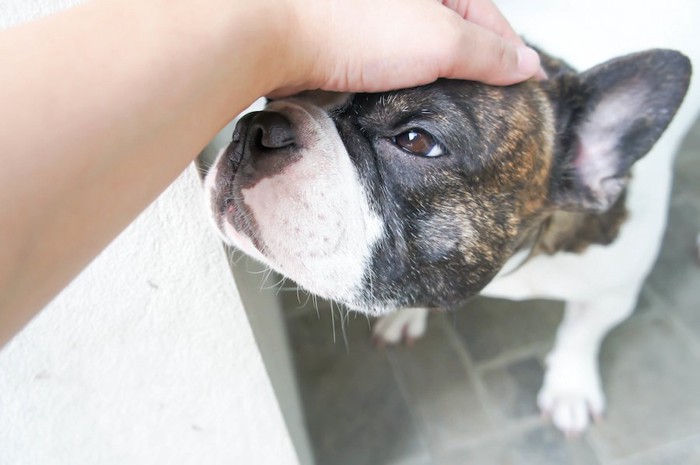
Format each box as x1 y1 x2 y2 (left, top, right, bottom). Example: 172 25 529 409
157 0 304 106
218 0 295 97
256 0 325 96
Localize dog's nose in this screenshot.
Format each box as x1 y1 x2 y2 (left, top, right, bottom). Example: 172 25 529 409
248 111 295 150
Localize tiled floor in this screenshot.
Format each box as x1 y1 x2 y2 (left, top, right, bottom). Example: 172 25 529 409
281 116 700 465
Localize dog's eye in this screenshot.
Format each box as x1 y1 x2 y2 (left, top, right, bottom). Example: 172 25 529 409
393 129 444 157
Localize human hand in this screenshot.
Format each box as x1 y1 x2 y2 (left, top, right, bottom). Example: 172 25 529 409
272 0 543 97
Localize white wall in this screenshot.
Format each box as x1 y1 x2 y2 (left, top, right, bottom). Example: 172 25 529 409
0 3 299 464
0 166 300 465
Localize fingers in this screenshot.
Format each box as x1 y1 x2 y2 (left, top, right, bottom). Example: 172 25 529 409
443 19 542 85
274 0 544 97
440 0 546 84
442 0 525 46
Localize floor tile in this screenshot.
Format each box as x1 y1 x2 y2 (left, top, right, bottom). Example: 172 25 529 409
438 425 601 465
631 286 662 318
644 196 700 337
591 314 700 461
386 313 494 451
450 297 562 364
670 118 700 192
613 434 700 465
480 357 545 425
642 114 700 340
286 307 431 465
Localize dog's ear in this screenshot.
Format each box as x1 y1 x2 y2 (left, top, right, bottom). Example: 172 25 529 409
549 49 691 211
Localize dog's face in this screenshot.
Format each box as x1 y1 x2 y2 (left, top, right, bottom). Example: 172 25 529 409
205 50 690 314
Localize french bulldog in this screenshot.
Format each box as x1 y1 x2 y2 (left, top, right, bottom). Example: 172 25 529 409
204 48 691 435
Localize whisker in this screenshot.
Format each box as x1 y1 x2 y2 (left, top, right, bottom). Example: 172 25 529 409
313 294 320 319
272 276 288 294
277 286 300 292
330 300 336 344
339 305 350 353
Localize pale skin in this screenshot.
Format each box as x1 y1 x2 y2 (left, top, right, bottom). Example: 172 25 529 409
0 0 542 346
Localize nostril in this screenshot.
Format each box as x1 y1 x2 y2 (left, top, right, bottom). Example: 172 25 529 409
249 111 296 150
252 126 265 150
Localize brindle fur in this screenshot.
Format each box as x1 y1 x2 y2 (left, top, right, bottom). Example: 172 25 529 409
336 80 556 309
534 193 628 255
344 49 688 311
518 50 631 258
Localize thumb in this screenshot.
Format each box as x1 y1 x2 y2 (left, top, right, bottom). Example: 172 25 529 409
444 22 542 85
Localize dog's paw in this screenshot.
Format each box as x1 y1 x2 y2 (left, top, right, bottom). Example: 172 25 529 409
537 358 605 436
371 307 429 346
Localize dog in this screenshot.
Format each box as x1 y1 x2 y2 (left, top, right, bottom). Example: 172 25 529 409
204 47 691 436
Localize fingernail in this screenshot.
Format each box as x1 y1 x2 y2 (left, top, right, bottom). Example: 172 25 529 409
516 46 542 78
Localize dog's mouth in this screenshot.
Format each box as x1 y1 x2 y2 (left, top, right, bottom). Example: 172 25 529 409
214 159 239 225
217 158 239 217
219 198 236 225
212 113 256 224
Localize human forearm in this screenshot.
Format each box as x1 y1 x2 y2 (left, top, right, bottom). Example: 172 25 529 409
0 0 288 342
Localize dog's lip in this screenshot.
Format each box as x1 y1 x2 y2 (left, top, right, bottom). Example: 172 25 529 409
225 112 254 175
215 184 266 255
214 179 238 227
220 197 235 217
226 139 244 174
217 195 262 253
214 139 244 220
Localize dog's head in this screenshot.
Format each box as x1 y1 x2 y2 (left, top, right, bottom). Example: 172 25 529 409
205 49 690 314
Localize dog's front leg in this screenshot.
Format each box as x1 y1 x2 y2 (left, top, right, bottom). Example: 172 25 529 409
537 287 639 436
371 307 430 346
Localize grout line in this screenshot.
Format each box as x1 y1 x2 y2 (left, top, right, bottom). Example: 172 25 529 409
385 311 543 457
639 284 700 358
586 428 616 465
637 284 667 312
393 313 585 455
442 307 636 465
584 302 664 465
384 348 439 464
587 291 700 465
605 432 700 465
471 342 552 374
660 309 700 359
436 417 548 457
384 455 434 465
437 313 504 433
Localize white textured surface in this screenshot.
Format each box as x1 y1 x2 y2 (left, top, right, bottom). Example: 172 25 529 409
0 2 298 463
0 166 298 465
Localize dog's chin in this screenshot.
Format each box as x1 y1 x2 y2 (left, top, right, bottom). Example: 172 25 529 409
219 219 269 264
215 205 366 307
